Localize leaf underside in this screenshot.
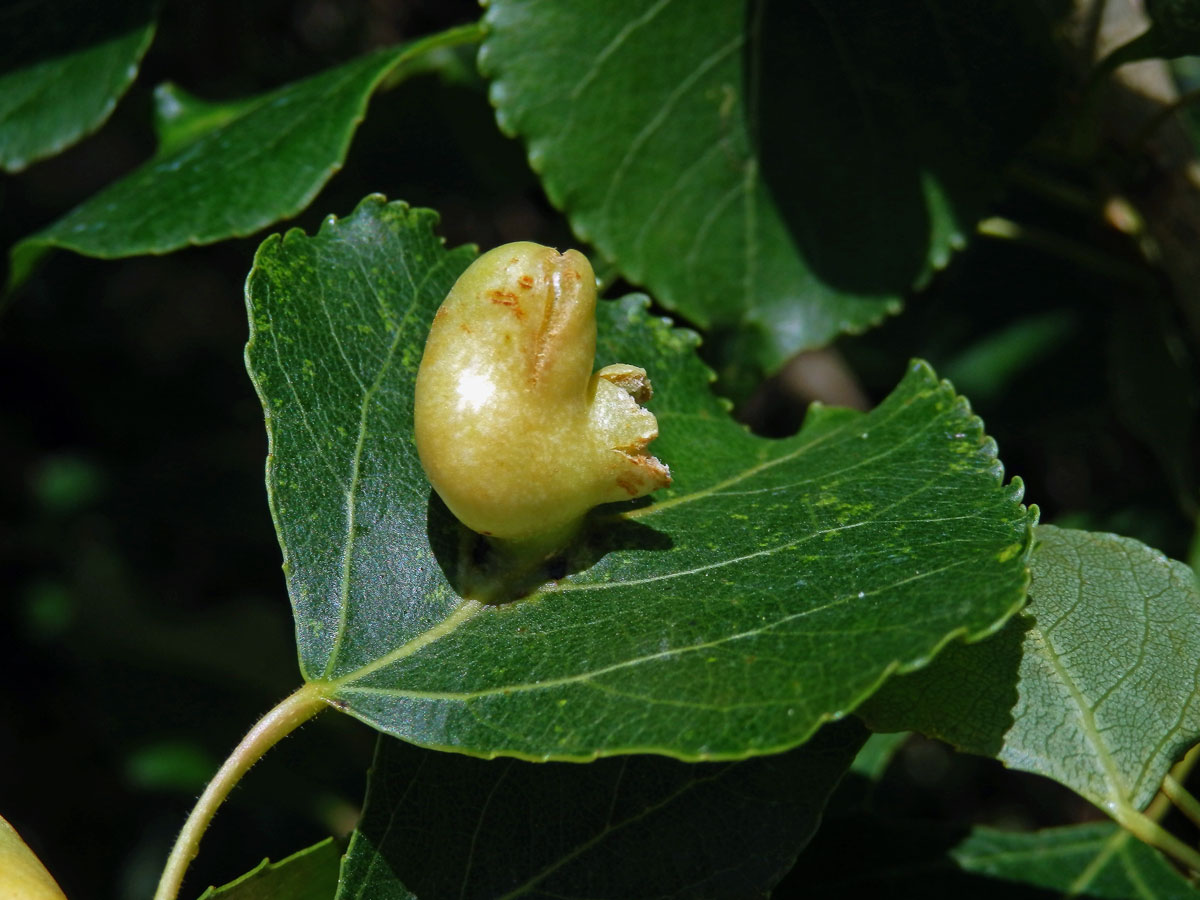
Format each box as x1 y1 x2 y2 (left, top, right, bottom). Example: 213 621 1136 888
860 525 1200 812
787 813 1200 898
953 823 1200 900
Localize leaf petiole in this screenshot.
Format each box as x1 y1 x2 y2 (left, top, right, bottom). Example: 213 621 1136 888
153 683 328 900
1163 774 1200 831
1110 801 1200 875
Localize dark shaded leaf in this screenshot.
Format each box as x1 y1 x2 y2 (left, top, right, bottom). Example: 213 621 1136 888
480 0 1060 371
1107 300 1199 517
778 811 1058 899
195 838 341 900
336 720 867 900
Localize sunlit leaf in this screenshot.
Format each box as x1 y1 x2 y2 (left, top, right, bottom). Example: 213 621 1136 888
245 195 1035 760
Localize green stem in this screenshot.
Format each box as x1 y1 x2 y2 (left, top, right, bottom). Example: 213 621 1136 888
1111 803 1200 874
153 683 328 900
1099 745 1200 876
1163 775 1200 830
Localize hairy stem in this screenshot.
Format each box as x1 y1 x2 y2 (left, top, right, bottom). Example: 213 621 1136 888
153 683 328 900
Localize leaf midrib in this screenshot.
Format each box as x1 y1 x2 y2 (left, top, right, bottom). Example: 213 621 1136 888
318 373 991 697
46 52 386 249
1034 617 1132 809
328 557 975 702
322 245 458 679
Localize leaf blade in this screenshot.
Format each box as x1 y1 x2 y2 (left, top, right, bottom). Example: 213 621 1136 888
337 721 866 900
195 838 341 900
0 0 156 172
479 0 1060 369
953 823 1200 900
7 24 483 292
245 196 1036 760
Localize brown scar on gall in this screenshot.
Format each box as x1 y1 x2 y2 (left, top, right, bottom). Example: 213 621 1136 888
615 475 640 496
487 289 524 317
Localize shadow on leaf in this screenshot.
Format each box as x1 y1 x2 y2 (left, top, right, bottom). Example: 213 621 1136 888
855 613 1032 759
426 491 673 605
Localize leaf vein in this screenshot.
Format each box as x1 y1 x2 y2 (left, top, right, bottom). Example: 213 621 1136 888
597 33 744 228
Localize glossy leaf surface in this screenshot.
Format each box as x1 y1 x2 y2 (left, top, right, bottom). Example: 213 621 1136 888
7 25 481 291
860 525 1200 810
480 0 1058 370
0 0 155 172
336 720 866 900
245 196 1035 760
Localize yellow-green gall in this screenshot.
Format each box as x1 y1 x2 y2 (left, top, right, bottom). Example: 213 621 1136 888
0 814 68 900
414 242 670 554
